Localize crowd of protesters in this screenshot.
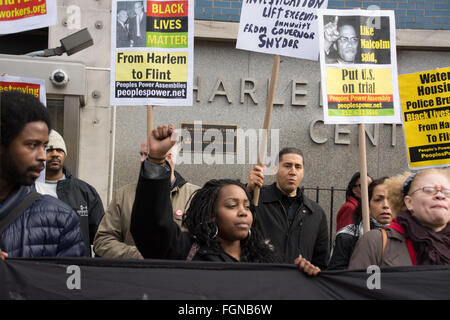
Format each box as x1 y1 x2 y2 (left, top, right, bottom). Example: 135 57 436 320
1 91 449 275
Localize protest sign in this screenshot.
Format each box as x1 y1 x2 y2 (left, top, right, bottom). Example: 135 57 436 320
236 1 330 203
0 75 47 182
318 9 401 125
0 0 57 35
110 0 194 106
236 0 328 61
0 75 46 104
399 67 450 169
318 9 402 232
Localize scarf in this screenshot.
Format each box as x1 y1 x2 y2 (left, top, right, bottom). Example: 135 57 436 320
396 211 450 266
337 216 387 238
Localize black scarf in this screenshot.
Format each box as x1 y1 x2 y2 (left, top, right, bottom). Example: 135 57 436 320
396 211 450 266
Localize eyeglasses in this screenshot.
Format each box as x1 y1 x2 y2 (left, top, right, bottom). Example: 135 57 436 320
338 37 358 45
409 186 450 198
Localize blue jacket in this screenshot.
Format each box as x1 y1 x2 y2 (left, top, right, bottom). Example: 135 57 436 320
0 186 86 257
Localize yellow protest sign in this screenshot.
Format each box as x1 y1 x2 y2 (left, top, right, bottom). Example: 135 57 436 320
325 68 394 117
399 67 450 169
319 9 401 124
110 0 193 106
115 52 188 82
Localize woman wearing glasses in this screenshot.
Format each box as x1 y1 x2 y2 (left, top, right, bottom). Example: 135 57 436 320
349 168 450 268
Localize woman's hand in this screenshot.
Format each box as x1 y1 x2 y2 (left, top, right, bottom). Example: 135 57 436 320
147 124 177 164
294 254 321 276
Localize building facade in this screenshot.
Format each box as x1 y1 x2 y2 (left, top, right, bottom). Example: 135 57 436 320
1 0 449 234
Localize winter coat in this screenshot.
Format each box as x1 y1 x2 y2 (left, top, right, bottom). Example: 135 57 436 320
131 161 281 263
93 171 199 259
348 226 413 269
0 186 86 257
328 217 387 270
253 183 329 268
130 161 232 261
53 167 104 256
336 196 359 232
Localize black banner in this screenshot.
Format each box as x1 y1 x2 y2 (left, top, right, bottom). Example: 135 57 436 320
1 258 450 300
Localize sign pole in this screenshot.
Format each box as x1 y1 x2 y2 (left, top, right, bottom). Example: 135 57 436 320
253 55 280 206
358 124 370 233
147 105 154 153
357 5 369 233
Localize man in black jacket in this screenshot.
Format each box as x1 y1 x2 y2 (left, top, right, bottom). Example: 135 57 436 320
247 147 329 268
35 130 104 256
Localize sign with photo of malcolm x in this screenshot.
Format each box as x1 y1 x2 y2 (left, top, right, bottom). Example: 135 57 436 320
318 9 401 124
322 14 391 65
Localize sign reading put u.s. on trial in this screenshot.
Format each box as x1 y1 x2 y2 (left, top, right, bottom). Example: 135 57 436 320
318 9 401 124
399 67 450 169
110 0 194 106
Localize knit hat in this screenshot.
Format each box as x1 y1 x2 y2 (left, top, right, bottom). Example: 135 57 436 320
47 130 67 155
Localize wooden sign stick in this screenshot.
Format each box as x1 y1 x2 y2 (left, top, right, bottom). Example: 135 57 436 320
358 123 370 233
253 54 280 206
147 105 154 153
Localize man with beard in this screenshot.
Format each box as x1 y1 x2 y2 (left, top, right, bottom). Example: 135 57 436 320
35 130 104 257
324 16 359 64
0 91 85 259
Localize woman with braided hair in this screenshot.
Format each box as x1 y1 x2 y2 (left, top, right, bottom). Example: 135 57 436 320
181 179 281 262
130 124 280 263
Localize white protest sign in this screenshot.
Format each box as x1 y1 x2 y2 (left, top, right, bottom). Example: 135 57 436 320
0 0 57 35
318 9 401 124
236 0 328 60
110 0 194 107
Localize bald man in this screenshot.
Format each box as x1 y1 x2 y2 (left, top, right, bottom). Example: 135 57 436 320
93 139 199 258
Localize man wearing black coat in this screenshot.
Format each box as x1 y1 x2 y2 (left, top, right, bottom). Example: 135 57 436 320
35 130 104 257
247 147 329 268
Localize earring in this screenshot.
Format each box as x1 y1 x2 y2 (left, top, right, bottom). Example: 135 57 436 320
209 224 218 240
242 229 252 245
